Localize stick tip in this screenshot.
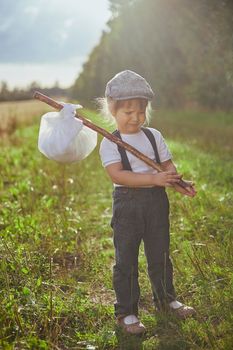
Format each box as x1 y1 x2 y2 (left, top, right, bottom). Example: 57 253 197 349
33 91 40 99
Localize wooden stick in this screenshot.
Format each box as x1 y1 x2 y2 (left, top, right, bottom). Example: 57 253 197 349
34 91 190 190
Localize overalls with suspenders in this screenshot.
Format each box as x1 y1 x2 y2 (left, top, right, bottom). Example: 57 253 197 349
111 127 176 317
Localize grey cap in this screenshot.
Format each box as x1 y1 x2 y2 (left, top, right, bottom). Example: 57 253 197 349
105 70 154 101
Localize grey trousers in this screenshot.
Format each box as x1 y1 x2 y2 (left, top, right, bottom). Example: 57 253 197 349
111 186 176 317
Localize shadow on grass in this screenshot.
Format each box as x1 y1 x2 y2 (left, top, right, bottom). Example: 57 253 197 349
114 311 199 349
148 311 202 350
114 313 187 350
154 319 187 350
115 326 144 350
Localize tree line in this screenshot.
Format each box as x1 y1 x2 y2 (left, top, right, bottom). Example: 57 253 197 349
71 0 233 110
0 81 69 102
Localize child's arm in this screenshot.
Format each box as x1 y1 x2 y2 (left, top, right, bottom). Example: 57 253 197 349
105 162 182 188
160 159 196 197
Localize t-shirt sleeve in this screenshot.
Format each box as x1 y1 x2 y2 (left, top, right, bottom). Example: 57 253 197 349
99 137 121 167
149 128 172 162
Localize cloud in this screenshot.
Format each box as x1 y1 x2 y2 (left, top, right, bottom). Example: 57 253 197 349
0 0 110 63
64 18 74 29
0 17 14 33
23 5 40 18
57 18 75 43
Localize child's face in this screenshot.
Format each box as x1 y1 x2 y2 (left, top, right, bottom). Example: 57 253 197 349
112 99 147 134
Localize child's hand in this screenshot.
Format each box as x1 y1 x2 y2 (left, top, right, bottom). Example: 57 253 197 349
173 180 197 197
153 171 183 187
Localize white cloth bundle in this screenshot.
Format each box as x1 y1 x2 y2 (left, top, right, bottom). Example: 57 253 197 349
38 103 97 163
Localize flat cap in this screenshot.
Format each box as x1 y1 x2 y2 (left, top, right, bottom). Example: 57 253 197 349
105 70 154 101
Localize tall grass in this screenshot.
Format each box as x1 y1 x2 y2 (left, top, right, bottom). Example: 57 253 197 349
0 106 232 349
0 100 52 136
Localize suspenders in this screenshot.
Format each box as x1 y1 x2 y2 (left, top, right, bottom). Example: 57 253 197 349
112 127 161 171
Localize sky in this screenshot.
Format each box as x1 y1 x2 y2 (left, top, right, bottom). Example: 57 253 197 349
0 0 111 88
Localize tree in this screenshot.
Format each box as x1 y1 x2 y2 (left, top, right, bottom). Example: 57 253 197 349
0 81 10 101
71 0 233 110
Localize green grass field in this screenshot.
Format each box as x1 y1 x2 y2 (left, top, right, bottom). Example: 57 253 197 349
0 102 232 349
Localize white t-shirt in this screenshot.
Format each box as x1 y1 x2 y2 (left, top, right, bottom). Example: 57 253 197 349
99 127 172 175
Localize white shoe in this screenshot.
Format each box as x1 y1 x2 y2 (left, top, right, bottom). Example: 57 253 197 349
117 315 146 335
169 301 196 319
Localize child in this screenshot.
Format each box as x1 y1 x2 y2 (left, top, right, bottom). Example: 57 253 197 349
99 70 196 335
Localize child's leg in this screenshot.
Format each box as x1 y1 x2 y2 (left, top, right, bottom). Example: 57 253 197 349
113 238 141 317
111 189 142 317
143 188 176 309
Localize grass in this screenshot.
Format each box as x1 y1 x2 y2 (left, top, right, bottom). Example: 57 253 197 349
0 99 61 136
0 102 233 349
153 109 233 158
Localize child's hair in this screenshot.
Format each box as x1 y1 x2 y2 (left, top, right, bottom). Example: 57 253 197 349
96 97 152 126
